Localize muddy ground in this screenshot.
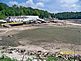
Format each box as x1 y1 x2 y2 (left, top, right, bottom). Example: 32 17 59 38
0 23 81 52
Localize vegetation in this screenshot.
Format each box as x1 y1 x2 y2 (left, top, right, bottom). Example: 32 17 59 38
0 3 54 19
0 55 17 61
26 58 32 61
46 56 58 61
46 56 79 61
0 55 76 61
55 12 81 20
1 3 81 20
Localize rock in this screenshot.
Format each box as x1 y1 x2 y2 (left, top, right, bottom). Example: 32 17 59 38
8 35 13 38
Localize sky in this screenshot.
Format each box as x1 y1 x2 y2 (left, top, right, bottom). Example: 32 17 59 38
0 0 81 13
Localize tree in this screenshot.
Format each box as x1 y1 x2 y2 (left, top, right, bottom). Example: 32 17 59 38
0 3 8 11
0 3 54 19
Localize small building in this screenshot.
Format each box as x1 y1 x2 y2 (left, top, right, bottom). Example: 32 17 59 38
6 16 43 22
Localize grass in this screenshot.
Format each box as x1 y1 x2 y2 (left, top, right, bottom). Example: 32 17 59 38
0 56 76 61
46 56 76 61
46 56 58 61
0 55 17 61
15 26 81 45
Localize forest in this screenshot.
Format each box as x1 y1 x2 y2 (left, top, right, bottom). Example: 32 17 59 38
55 12 81 20
1 3 81 20
0 3 54 19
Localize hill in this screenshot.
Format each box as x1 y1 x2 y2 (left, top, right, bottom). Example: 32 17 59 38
1 3 81 21
0 3 54 19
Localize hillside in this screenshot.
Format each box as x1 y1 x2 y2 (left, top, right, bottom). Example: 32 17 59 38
0 3 54 19
1 3 81 20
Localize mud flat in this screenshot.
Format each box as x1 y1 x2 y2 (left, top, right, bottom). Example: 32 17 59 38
0 24 81 60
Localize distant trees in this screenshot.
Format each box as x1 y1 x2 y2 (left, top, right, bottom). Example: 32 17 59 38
55 12 81 20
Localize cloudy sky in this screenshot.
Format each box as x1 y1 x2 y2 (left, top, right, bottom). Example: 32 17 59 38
0 0 81 13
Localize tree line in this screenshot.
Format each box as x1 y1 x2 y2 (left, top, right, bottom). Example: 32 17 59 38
55 12 81 20
1 3 81 20
0 3 54 19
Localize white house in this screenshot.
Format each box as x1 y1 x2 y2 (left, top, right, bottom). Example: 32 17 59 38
6 16 43 22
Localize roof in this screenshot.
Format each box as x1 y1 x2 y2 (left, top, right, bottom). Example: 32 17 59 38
9 16 39 18
0 20 7 22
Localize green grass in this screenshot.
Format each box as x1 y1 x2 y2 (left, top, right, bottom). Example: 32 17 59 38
0 55 78 61
46 56 75 61
15 26 81 45
46 56 58 61
0 56 17 61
